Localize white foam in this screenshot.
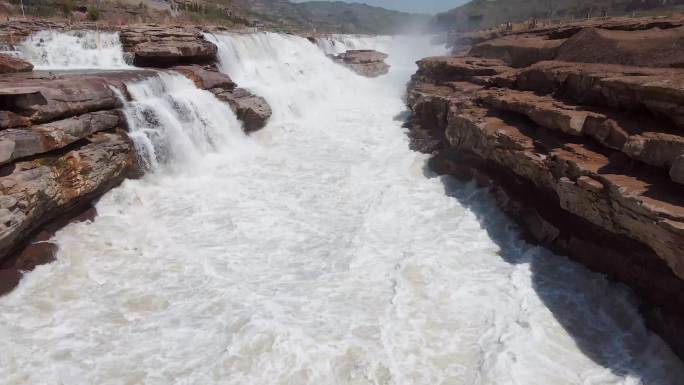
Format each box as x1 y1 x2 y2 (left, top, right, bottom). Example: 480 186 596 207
118 72 248 171
0 33 682 385
19 30 129 69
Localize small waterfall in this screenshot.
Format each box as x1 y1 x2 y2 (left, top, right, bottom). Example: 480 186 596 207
314 34 393 55
19 30 129 69
119 72 246 170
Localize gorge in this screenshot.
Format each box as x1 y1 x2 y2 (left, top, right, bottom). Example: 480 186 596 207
0 15 683 385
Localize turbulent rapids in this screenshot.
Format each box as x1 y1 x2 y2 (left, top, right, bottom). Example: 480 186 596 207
1 32 683 385
18 30 129 69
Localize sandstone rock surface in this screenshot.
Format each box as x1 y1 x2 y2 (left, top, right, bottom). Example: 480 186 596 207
470 35 565 68
0 131 134 258
555 26 684 68
120 26 218 68
408 18 684 359
333 50 390 77
0 70 155 126
171 64 272 132
0 69 157 294
0 54 33 74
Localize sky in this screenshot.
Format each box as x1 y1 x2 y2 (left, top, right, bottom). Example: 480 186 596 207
292 0 469 14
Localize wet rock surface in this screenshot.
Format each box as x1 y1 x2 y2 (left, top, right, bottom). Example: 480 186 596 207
0 25 274 295
0 70 155 292
171 64 272 132
332 49 390 77
409 16 684 359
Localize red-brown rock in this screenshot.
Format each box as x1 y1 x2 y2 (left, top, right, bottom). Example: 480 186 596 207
333 50 390 78
469 35 565 68
555 27 684 68
214 88 272 132
0 54 33 74
120 26 218 68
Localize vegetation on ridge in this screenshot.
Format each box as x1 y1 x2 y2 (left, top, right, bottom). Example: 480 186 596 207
0 0 428 34
432 0 684 31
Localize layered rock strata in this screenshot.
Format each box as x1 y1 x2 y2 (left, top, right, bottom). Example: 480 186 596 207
0 35 271 294
449 16 684 69
120 25 218 68
0 70 154 295
408 18 684 359
172 65 272 132
332 49 390 77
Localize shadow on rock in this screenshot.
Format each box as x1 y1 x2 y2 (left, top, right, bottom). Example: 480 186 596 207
428 168 684 384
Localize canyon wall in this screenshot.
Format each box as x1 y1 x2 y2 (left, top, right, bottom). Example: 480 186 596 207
0 24 272 294
407 16 684 358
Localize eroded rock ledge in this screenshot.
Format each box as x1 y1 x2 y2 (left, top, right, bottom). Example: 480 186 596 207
332 50 390 78
408 17 684 359
0 24 273 295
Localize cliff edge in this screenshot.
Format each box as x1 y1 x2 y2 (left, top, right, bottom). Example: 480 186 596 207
407 16 684 359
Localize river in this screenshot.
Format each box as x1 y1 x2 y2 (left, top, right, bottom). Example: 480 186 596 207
0 31 682 385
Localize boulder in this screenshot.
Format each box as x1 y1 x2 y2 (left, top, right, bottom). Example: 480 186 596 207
169 65 270 132
214 88 272 132
333 50 390 78
120 26 218 68
0 54 33 74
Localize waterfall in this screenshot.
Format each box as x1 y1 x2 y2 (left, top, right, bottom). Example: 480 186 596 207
0 32 683 385
19 30 129 69
119 72 247 171
314 34 393 55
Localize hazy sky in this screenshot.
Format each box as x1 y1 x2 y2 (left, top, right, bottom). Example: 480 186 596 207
293 0 468 14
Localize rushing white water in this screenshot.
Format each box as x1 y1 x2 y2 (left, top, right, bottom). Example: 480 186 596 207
314 34 393 55
19 30 129 69
1 32 683 385
118 72 247 171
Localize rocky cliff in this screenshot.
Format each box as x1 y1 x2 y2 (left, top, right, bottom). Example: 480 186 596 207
432 0 684 32
407 16 684 359
0 24 272 294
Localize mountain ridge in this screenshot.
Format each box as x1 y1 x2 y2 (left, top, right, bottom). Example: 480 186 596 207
432 0 684 31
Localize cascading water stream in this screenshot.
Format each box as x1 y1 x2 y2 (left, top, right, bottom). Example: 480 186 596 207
18 30 129 69
117 72 247 171
0 32 683 385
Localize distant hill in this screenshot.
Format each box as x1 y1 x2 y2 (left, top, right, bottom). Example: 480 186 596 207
232 0 430 34
0 0 428 34
432 0 684 31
